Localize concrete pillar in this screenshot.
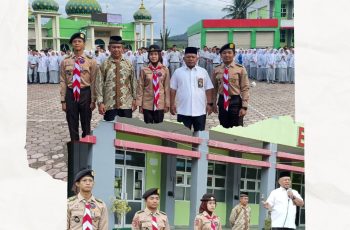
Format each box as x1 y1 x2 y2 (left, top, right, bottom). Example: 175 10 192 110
140 23 143 48
35 14 42 50
225 151 242 227
288 0 293 19
90 27 95 50
189 131 209 229
91 120 117 229
134 23 137 51
160 140 176 228
56 15 60 50
143 24 147 47
258 142 277 229
150 23 154 45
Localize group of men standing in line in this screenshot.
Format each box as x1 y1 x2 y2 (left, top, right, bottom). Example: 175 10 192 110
68 168 303 230
59 32 250 141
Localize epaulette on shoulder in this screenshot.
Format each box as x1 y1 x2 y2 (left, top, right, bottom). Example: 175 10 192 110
159 211 167 216
86 55 93 59
95 198 104 203
68 196 77 202
136 210 144 214
235 63 243 67
64 55 71 60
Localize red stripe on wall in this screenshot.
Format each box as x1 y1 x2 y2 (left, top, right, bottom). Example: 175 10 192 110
207 154 270 168
277 152 304 161
276 164 304 173
202 19 278 28
115 139 201 158
208 140 271 156
115 123 202 144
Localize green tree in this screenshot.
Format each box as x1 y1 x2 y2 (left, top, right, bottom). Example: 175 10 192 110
222 0 255 19
160 27 171 50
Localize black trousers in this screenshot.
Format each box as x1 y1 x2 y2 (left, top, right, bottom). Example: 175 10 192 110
104 108 132 121
177 114 206 131
272 228 295 230
218 94 243 128
143 109 164 124
65 87 92 141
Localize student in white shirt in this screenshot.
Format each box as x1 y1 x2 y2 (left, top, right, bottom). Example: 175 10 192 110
48 51 60 83
170 47 213 132
37 52 49 84
263 171 304 230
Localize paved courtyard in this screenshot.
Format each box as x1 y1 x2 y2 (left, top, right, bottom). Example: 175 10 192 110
26 82 294 181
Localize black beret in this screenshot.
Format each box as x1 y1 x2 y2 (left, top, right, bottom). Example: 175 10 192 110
219 43 235 53
240 192 249 197
200 193 216 201
185 47 198 55
142 188 159 199
69 32 86 44
109 36 123 44
148 44 161 52
278 171 291 179
74 169 94 183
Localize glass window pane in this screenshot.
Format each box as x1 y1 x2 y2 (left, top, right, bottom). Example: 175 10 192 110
247 181 256 190
248 192 256 204
300 208 305 225
207 177 213 187
186 160 192 172
255 192 260 204
187 175 191 185
208 162 214 175
257 169 261 179
246 167 257 179
214 164 226 176
134 170 143 200
124 202 141 225
176 174 184 185
115 150 124 165
176 158 186 172
240 180 245 189
215 178 225 188
293 184 301 194
126 151 145 167
185 187 191 200
175 186 185 200
126 169 134 200
214 189 225 202
258 182 261 190
241 167 246 178
293 173 302 183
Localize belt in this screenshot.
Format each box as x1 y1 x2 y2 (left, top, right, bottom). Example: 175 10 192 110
213 63 220 64
137 63 144 64
67 86 90 91
170 62 180 63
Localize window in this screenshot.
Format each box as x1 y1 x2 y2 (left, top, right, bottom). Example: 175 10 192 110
207 162 227 202
281 4 287 18
115 149 145 167
175 158 192 200
280 30 286 43
292 172 305 225
240 166 262 204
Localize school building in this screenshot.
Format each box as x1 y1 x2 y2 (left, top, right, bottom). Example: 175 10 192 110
76 115 304 229
187 0 294 49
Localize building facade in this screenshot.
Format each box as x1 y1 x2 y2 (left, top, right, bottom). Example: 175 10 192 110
187 0 294 49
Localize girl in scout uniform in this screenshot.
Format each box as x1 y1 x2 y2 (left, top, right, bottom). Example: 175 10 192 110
194 194 222 230
136 44 170 124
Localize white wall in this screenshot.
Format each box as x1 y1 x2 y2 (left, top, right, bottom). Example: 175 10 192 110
188 33 201 48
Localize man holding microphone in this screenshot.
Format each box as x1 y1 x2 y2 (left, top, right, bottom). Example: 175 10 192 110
262 171 304 230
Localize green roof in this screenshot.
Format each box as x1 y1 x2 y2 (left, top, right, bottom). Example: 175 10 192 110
65 0 102 15
133 1 152 21
32 0 59 12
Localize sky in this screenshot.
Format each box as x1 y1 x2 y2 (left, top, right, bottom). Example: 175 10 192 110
32 0 233 38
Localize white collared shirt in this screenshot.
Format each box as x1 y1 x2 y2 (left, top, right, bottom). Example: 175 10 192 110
266 187 303 229
170 65 213 116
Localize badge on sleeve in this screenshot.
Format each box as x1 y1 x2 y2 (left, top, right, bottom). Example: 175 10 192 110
79 58 85 64
74 216 80 223
90 202 96 209
157 71 162 77
197 78 203 88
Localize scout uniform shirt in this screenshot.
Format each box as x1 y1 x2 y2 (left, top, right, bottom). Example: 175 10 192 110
131 207 170 230
212 62 250 108
95 56 137 110
67 193 108 230
194 211 222 230
136 63 170 110
60 53 97 103
229 204 251 230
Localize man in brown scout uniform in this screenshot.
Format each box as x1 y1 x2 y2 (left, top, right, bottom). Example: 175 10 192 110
194 193 222 230
136 44 170 124
67 169 108 230
131 188 170 230
212 43 250 128
229 192 251 230
60 32 97 141
95 35 137 121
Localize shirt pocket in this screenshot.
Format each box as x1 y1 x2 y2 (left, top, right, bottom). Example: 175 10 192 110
64 65 74 82
196 76 204 89
141 221 152 229
70 209 83 224
92 209 101 224
229 74 239 86
81 65 90 75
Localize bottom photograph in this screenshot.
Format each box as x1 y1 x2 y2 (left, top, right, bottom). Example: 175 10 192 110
66 116 305 230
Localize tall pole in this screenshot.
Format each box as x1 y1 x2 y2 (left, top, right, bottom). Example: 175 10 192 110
162 0 166 50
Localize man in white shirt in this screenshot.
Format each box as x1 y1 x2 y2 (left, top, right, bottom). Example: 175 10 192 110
262 171 304 230
170 47 213 132
168 45 182 77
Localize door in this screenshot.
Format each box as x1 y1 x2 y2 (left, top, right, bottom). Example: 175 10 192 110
115 166 145 228
206 31 228 48
256 31 274 48
233 31 251 49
